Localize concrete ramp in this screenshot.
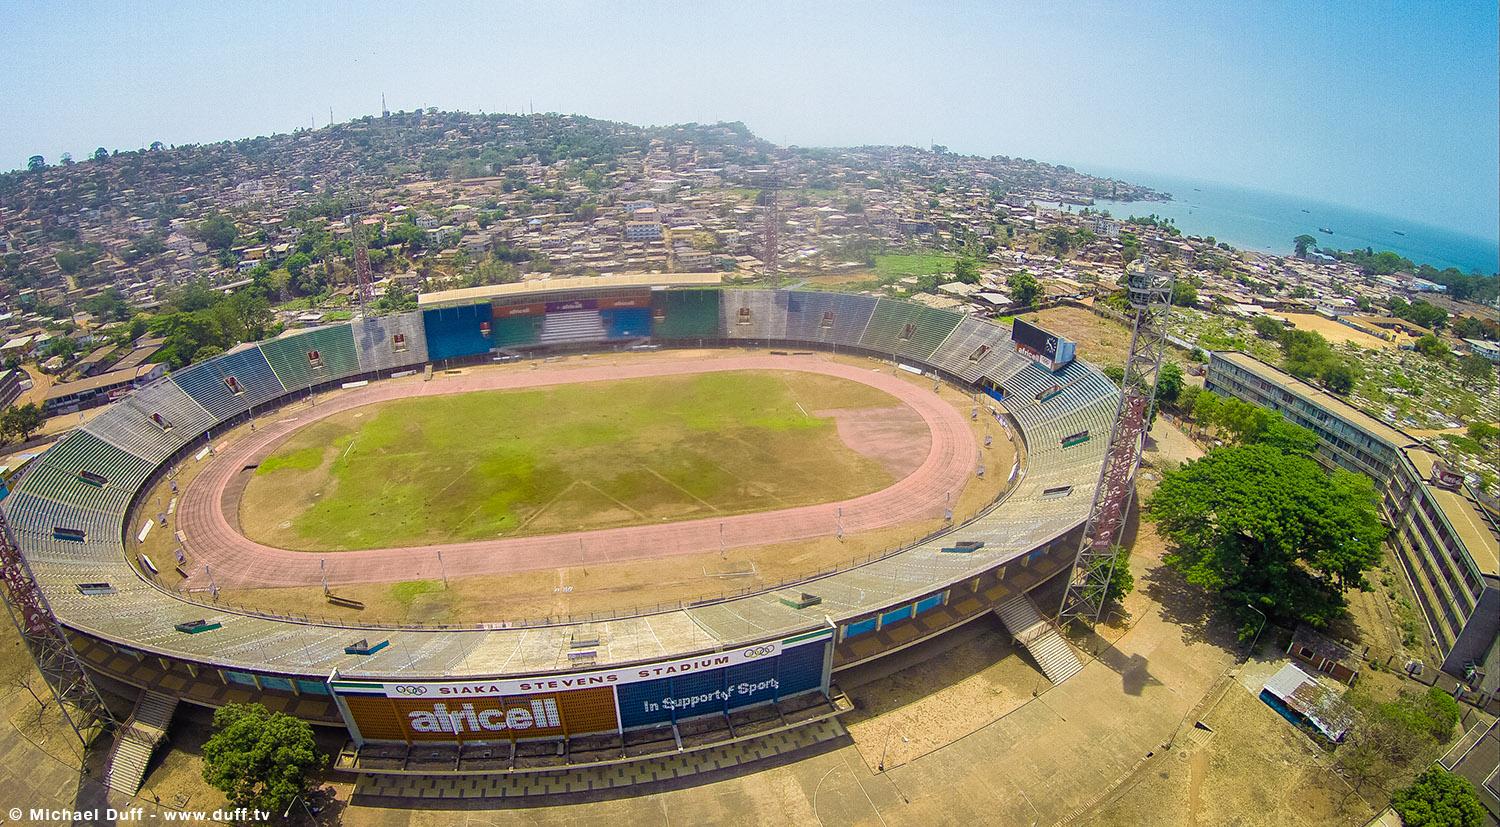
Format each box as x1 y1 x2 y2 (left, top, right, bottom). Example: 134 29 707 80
996 595 1083 684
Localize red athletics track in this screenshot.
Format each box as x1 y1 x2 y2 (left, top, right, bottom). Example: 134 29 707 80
174 354 977 590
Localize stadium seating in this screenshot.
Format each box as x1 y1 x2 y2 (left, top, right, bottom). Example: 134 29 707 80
258 325 362 390
423 304 497 362
602 307 652 339
83 378 220 467
486 314 541 349
352 311 429 372
924 316 1017 384
539 310 607 344
170 345 285 421
781 292 877 346
650 289 721 339
1 286 1121 692
719 289 790 341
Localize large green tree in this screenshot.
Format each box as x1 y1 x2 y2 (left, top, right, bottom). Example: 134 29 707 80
1007 270 1040 306
1391 767 1485 827
202 703 324 816
1292 234 1317 258
1146 443 1386 633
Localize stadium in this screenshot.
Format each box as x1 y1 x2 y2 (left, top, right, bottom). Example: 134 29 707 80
0 276 1118 796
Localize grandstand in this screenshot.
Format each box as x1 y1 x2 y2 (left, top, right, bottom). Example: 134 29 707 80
1 284 1118 784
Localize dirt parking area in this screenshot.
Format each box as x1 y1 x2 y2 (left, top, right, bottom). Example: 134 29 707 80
1082 681 1377 827
1279 312 1401 350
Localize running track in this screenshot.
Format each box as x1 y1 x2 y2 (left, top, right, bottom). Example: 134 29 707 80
176 355 976 589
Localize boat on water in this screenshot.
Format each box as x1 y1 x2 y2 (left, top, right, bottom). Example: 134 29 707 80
1300 208 1310 213
1392 230 1407 236
1318 227 1333 234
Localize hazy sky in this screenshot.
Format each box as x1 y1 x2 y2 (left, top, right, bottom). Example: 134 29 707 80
3 1 1496 241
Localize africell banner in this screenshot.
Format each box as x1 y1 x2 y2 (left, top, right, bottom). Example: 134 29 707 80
330 630 832 743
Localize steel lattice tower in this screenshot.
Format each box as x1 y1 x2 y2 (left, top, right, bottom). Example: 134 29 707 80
349 214 374 317
761 180 780 286
0 511 116 745
1059 255 1175 624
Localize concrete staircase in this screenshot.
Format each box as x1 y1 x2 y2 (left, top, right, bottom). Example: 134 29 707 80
995 595 1083 684
105 690 179 795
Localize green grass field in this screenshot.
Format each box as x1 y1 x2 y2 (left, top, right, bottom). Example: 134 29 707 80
872 252 958 280
239 370 913 551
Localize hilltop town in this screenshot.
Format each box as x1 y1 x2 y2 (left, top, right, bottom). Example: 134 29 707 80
0 110 1495 493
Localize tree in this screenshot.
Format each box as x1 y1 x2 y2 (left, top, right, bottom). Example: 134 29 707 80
1414 335 1451 361
1458 354 1493 382
1253 416 1320 457
1155 361 1184 406
27 155 45 171
1007 271 1041 307
952 258 980 285
1391 767 1485 827
1321 361 1358 394
1046 227 1072 255
1147 443 1386 634
93 147 108 161
1253 315 1286 340
1293 234 1317 258
202 703 323 816
1467 422 1498 445
0 404 46 444
196 212 239 251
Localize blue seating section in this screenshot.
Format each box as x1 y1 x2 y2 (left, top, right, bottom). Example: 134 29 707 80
602 307 652 339
170 345 285 421
423 304 495 361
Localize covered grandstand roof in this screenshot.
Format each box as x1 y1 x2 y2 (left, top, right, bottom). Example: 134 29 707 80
418 273 724 308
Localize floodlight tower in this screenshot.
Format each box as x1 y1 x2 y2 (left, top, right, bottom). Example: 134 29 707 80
1059 255 1176 624
348 214 374 317
761 178 780 286
0 511 117 746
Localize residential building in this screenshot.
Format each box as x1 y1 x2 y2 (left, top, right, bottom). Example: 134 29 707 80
0 368 24 410
1206 351 1500 700
43 363 165 414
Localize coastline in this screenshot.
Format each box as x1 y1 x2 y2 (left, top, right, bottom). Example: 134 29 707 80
1085 168 1499 274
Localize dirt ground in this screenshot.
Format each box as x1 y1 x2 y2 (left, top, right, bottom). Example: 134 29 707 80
1025 304 1190 371
839 615 1047 773
1278 312 1401 350
1082 681 1376 827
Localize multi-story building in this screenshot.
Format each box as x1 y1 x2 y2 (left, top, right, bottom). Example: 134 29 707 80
1206 351 1500 699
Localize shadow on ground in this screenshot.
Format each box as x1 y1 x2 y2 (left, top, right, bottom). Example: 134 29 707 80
1140 563 1240 650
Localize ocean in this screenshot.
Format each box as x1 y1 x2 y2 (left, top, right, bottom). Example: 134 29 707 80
1081 168 1499 275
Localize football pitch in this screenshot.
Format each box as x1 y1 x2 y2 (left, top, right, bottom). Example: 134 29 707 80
238 369 925 551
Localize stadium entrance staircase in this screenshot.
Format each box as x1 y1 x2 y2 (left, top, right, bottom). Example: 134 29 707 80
995 595 1083 684
105 690 180 795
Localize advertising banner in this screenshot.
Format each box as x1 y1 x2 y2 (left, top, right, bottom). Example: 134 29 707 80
330 629 833 744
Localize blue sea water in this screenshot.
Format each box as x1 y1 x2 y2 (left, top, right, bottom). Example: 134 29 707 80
1083 168 1499 275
